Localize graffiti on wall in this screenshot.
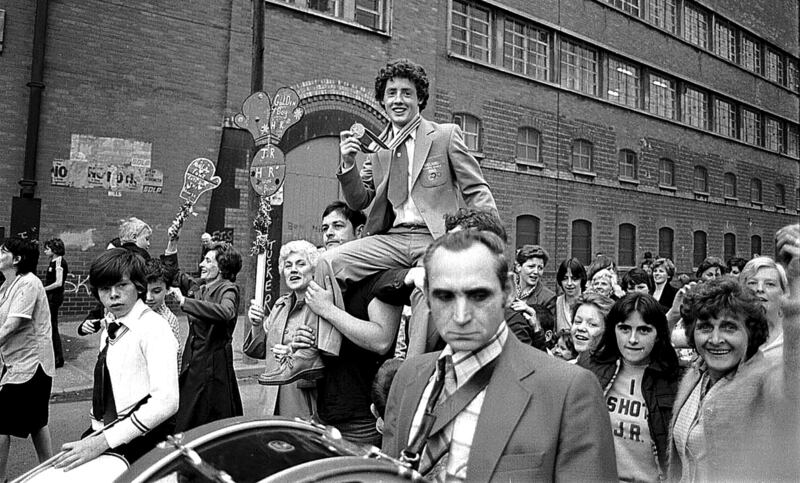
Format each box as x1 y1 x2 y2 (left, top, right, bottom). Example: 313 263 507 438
64 272 91 296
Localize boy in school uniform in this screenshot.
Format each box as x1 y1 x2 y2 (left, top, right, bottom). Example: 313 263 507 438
54 249 179 470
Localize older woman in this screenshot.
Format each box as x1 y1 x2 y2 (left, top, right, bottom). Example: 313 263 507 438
669 229 800 483
589 268 617 299
245 240 322 418
0 238 54 480
570 292 614 360
740 256 788 359
169 242 243 432
651 258 677 311
555 258 587 332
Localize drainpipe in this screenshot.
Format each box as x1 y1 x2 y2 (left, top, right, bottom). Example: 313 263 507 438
19 0 49 198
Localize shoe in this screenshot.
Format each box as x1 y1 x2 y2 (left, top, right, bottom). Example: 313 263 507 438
257 347 324 385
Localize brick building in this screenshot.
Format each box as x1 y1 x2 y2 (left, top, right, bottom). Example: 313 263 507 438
0 0 797 316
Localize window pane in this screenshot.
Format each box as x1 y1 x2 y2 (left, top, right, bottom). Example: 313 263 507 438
788 125 799 157
787 60 799 91
607 58 640 108
765 118 783 152
560 39 597 95
776 184 786 206
766 50 784 84
750 178 762 203
619 224 636 267
723 233 736 262
648 74 675 119
741 35 761 74
658 227 674 259
572 140 593 171
683 4 708 49
741 108 762 146
724 172 736 198
658 158 674 186
354 0 382 29
648 0 676 33
606 0 641 16
693 230 707 267
751 235 762 257
454 113 481 151
714 21 736 61
503 19 549 81
572 220 592 265
451 0 491 62
713 98 736 138
516 127 541 164
683 86 708 129
516 215 540 246
619 150 637 179
694 166 708 192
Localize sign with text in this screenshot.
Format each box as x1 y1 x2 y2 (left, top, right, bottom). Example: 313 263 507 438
270 87 304 141
250 144 286 197
179 157 222 204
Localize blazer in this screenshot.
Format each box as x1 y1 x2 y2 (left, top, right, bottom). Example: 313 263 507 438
655 282 677 312
382 335 618 482
338 117 497 238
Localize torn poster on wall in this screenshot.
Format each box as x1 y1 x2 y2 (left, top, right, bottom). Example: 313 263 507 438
51 134 163 195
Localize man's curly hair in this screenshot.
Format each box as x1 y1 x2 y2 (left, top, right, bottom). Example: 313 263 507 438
374 59 430 111
680 277 768 360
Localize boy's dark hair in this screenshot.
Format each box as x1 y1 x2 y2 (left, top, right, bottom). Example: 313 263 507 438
144 258 177 286
374 59 430 111
44 238 66 256
322 201 366 230
89 248 147 301
209 242 242 282
726 256 748 273
680 277 768 360
621 267 655 294
444 208 508 243
371 358 404 419
1 237 40 275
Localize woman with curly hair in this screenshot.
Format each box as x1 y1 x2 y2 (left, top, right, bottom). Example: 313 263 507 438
668 227 800 482
169 242 243 432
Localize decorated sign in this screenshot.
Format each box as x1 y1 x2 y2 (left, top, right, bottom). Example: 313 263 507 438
270 87 304 141
179 157 222 204
250 144 286 197
233 92 273 146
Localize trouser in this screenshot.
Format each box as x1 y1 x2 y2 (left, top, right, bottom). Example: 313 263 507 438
315 227 434 355
48 298 64 365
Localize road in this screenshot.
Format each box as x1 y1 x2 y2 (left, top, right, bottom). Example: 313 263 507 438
8 378 265 481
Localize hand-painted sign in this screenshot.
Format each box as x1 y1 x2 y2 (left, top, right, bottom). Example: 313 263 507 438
270 87 304 141
179 158 222 204
250 144 286 197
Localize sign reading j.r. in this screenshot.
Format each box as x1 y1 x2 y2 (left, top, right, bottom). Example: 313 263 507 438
250 144 286 197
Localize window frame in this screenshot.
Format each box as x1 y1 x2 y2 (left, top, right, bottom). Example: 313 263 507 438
723 172 737 199
618 149 638 180
607 57 640 108
693 230 707 268
560 38 598 96
515 214 541 247
741 108 762 146
272 0 388 32
682 2 709 49
741 34 762 74
516 126 542 166
451 0 493 63
618 223 637 267
682 85 708 130
693 165 709 194
750 177 763 204
723 232 736 262
713 97 737 138
751 235 762 257
571 219 593 266
658 226 674 260
658 158 675 187
775 183 786 207
571 139 594 173
453 112 482 153
502 17 549 81
646 72 676 119
647 0 676 33
713 19 737 62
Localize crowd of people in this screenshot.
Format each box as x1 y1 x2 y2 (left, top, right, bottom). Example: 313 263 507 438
1 57 798 483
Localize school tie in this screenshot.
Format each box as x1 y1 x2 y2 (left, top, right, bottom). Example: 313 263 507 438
92 322 120 425
419 356 457 480
387 142 409 206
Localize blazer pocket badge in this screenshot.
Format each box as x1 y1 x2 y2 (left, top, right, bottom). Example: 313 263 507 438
420 161 446 187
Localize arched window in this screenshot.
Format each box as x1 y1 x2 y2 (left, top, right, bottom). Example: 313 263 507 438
658 158 675 187
776 183 786 207
572 139 593 172
750 178 762 203
724 172 737 198
515 215 540 247
453 113 481 151
693 165 708 193
618 223 636 267
751 235 762 257
571 219 592 265
693 230 707 267
618 150 638 180
658 227 674 260
723 233 736 262
516 127 541 165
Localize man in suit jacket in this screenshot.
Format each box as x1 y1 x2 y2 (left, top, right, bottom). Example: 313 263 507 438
382 230 617 482
261 60 497 384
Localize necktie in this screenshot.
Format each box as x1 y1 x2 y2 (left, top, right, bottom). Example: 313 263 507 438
419 356 457 480
92 322 120 424
387 142 409 206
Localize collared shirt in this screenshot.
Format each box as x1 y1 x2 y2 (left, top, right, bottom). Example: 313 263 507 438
391 129 426 227
91 299 179 449
408 322 509 482
0 272 55 385
153 303 182 369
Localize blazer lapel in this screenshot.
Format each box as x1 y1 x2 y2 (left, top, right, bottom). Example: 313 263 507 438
468 338 536 482
397 355 438 448
410 118 434 187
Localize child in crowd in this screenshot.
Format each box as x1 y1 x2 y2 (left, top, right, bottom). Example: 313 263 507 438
53 249 178 471
370 357 404 436
552 329 577 361
145 258 182 368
